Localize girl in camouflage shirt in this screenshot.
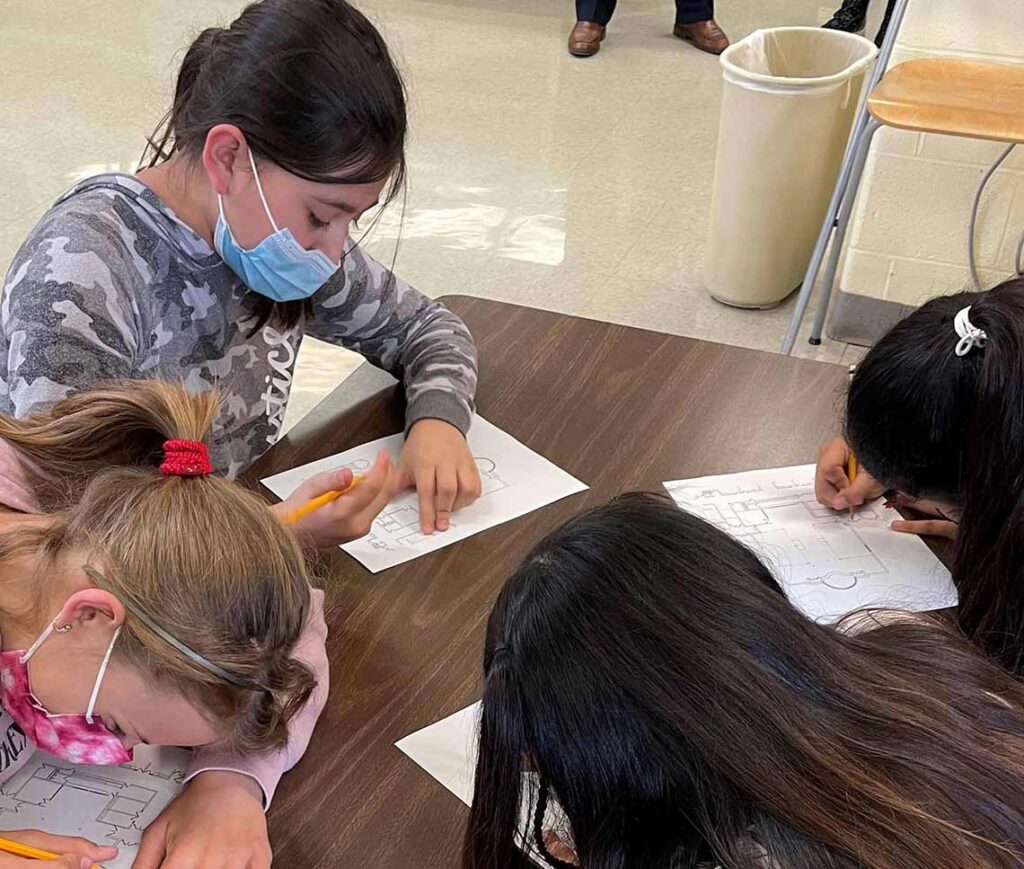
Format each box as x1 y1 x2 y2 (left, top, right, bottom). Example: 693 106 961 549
1 0 482 546
1 0 481 865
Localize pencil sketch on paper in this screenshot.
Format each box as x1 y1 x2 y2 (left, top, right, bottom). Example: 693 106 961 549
0 745 189 869
261 415 588 573
664 465 958 623
368 457 510 550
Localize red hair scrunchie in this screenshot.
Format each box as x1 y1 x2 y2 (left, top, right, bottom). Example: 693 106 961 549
160 439 213 477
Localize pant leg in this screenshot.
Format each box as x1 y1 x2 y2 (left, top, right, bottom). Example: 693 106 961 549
576 0 617 25
675 0 713 24
875 0 898 47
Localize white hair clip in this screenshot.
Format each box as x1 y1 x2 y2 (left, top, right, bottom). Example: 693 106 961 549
954 306 988 357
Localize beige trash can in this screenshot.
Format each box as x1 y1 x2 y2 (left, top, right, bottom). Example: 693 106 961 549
704 27 877 308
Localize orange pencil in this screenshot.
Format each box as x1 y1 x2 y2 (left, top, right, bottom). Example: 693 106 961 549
284 474 364 524
845 453 858 518
0 834 102 868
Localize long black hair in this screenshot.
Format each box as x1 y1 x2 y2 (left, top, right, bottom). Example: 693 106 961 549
465 493 1024 869
846 276 1024 673
142 0 407 329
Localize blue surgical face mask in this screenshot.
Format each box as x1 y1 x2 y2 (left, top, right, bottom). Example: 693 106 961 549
213 148 340 302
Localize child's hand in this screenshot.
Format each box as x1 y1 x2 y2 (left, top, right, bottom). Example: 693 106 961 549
887 495 959 540
815 436 884 510
133 771 269 869
0 830 116 868
542 830 579 865
272 450 400 549
891 518 958 539
398 419 483 533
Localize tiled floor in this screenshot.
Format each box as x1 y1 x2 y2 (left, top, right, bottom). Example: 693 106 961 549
0 0 882 432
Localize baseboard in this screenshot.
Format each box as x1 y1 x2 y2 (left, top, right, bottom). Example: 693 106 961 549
826 289 916 347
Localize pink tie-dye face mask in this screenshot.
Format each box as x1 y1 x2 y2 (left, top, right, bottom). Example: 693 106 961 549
0 619 132 765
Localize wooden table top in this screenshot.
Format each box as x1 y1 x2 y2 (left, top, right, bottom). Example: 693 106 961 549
249 296 849 867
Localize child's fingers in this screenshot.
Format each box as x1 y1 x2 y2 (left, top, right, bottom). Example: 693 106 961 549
434 466 459 532
285 454 398 546
843 471 885 506
892 519 958 539
453 462 483 512
823 465 851 491
416 467 438 535
394 456 417 491
541 830 579 864
324 452 390 516
130 827 167 869
294 467 354 502
2 831 117 863
329 455 399 540
815 437 854 509
53 857 90 869
816 465 851 509
347 483 396 540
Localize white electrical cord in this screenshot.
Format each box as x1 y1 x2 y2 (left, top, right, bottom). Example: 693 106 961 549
968 143 1023 290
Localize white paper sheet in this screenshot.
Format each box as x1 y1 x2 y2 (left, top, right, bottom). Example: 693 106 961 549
396 703 481 807
397 704 567 866
262 416 588 572
664 464 958 623
0 745 189 867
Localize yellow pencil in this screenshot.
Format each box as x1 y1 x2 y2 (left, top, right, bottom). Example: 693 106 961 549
0 834 101 868
284 474 365 524
845 453 859 518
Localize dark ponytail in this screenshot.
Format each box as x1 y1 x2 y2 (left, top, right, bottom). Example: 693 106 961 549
950 287 1024 670
847 276 1024 672
141 0 407 329
144 27 224 166
467 493 1024 868
142 0 406 185
464 646 534 869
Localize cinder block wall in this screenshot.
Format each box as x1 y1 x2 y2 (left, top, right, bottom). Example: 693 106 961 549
831 0 1024 342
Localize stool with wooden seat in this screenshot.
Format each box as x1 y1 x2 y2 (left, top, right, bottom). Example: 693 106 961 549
781 26 1024 353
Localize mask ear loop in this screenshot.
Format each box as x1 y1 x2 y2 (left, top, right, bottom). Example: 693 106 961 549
246 146 281 233
19 618 66 664
85 626 121 725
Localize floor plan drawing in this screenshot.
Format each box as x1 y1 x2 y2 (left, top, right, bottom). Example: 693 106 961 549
0 745 190 868
372 457 511 547
262 416 588 573
664 465 958 622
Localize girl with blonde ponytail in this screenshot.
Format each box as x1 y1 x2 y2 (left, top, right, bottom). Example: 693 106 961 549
0 381 328 869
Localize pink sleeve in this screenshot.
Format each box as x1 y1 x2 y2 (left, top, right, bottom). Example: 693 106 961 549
0 440 43 514
183 587 329 808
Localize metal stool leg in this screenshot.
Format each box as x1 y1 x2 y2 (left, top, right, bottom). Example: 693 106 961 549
808 117 882 344
780 113 868 354
780 0 912 355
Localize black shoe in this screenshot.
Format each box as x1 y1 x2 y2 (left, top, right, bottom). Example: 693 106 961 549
823 0 868 33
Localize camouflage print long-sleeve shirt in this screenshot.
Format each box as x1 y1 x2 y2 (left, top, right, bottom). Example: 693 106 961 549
0 174 477 478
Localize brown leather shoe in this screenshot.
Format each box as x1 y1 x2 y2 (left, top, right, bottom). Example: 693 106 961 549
568 21 606 57
673 19 730 55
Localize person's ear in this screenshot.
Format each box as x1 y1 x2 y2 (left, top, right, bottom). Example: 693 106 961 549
202 124 249 196
54 588 125 633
